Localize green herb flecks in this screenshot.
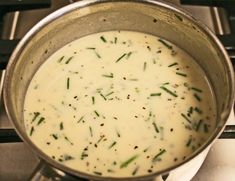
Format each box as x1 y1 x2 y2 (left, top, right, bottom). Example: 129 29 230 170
194 107 202 114
152 122 160 133
32 112 40 123
114 37 117 44
204 124 209 133
30 126 34 136
168 62 178 67
65 56 73 64
89 126 93 137
37 117 45 125
57 56 64 63
132 166 140 176
105 91 114 97
102 73 114 78
152 149 166 162
186 137 192 147
81 147 88 160
52 134 58 140
176 72 187 77
175 14 183 21
194 93 201 102
158 39 172 49
94 110 100 117
66 77 70 90
191 87 202 93
63 154 74 161
181 113 192 123
64 136 74 145
143 147 150 153
126 51 133 59
92 96 95 105
115 53 127 63
86 47 101 59
100 36 107 43
195 119 203 131
143 62 147 71
116 129 121 137
93 171 102 176
99 93 107 101
109 141 117 149
160 86 178 97
60 122 64 130
150 93 161 97
77 116 84 123
120 155 139 168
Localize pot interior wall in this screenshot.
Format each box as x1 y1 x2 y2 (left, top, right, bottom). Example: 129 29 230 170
5 0 233 175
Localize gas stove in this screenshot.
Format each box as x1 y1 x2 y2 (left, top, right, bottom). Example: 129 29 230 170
0 1 234 181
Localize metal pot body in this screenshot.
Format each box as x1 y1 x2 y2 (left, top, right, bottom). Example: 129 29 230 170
3 0 234 180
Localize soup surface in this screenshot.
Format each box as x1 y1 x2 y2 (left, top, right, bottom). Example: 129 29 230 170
24 31 216 177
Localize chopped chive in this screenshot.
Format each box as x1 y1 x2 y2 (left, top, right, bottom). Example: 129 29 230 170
97 135 105 143
191 87 202 93
152 122 160 133
107 169 114 173
57 56 65 63
99 93 107 100
86 47 101 58
168 62 178 67
86 47 96 50
143 62 147 71
188 106 193 114
63 154 74 161
195 119 203 131
92 96 95 105
64 136 73 145
116 129 121 137
100 36 107 43
158 39 172 49
30 126 34 136
152 149 166 162
66 77 70 90
181 113 192 123
132 166 140 176
102 73 114 78
194 107 202 114
115 53 126 63
150 93 161 97
143 147 150 153
176 72 187 77
126 51 133 59
94 110 100 117
52 134 58 140
93 171 102 176
105 91 114 97
81 149 88 160
204 124 209 133
60 122 64 130
32 112 40 123
37 117 45 125
89 126 93 137
160 86 178 97
194 93 201 102
114 37 117 44
120 155 139 168
109 141 117 149
65 56 73 64
77 116 84 123
163 82 170 85
94 51 101 58
186 137 192 147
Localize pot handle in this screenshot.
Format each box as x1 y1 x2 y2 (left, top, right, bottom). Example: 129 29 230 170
29 161 88 181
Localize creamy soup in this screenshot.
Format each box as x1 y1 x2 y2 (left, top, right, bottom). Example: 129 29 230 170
24 31 216 177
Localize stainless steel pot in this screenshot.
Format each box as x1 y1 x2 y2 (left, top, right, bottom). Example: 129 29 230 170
3 0 234 181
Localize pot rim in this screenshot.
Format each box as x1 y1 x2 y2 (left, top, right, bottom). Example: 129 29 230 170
3 0 235 180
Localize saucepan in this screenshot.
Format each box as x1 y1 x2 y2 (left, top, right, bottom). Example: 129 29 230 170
3 0 234 180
